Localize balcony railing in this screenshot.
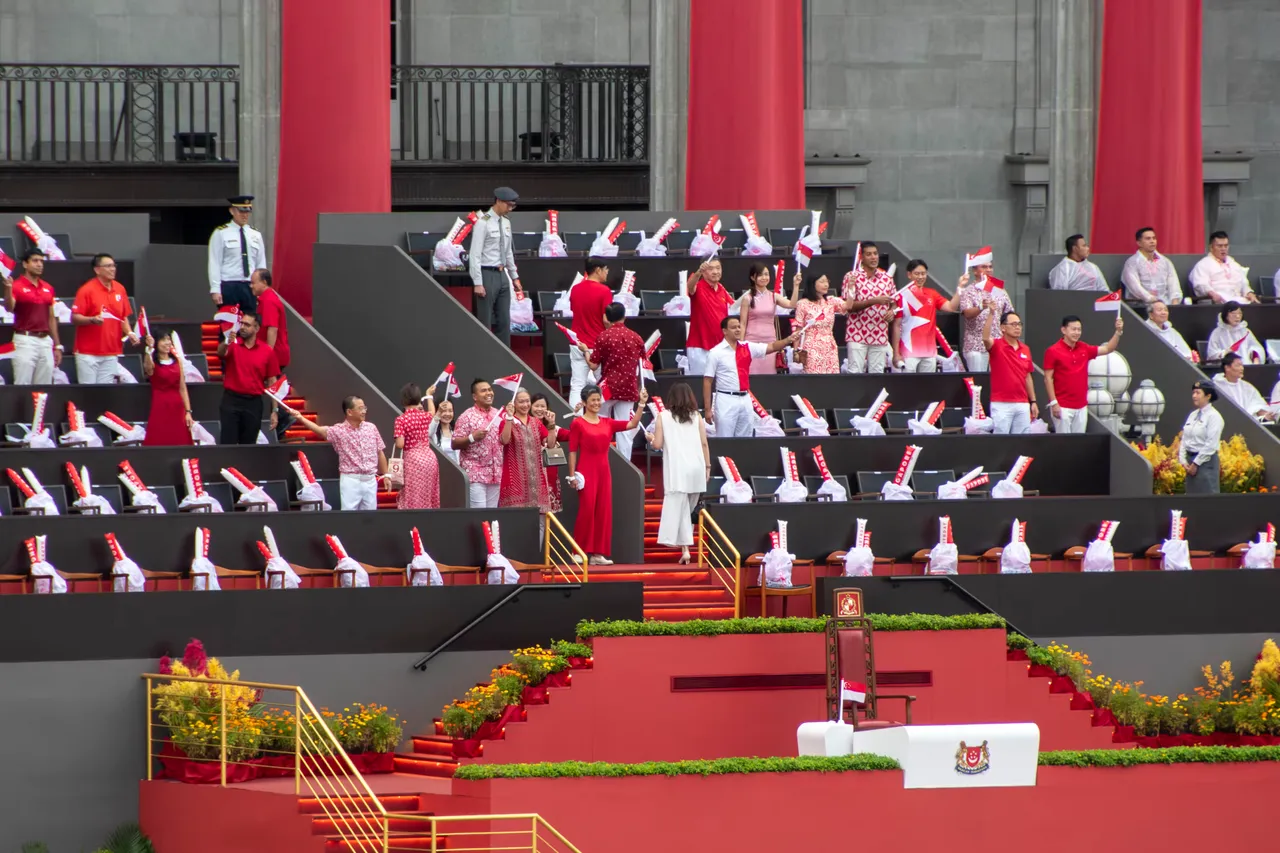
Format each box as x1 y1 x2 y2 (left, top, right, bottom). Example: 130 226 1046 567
1 63 650 166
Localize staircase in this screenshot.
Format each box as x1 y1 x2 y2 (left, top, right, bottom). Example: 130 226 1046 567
299 793 445 852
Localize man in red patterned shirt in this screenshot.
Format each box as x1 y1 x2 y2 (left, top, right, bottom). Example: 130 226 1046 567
284 396 389 510
587 302 646 455
841 242 899 373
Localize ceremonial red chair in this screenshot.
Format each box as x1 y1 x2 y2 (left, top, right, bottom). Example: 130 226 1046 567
1063 545 1134 572
825 605 916 728
742 553 817 617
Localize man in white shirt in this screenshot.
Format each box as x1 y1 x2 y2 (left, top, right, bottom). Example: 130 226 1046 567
1213 352 1271 420
208 195 268 314
468 187 524 347
1048 234 1109 292
1189 231 1257 304
702 317 797 437
1121 227 1183 304
1144 300 1193 360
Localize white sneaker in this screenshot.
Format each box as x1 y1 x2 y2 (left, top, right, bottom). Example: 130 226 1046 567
588 555 614 566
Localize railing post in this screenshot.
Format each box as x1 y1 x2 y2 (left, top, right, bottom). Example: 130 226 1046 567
219 688 227 786
294 691 302 796
145 676 153 781
431 818 439 853
697 514 704 568
531 816 539 853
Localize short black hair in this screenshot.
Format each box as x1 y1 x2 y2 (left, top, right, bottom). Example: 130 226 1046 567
1135 226 1155 241
252 268 272 287
1221 352 1242 369
1065 234 1085 254
720 315 739 330
20 248 44 264
585 257 609 276
1061 314 1082 327
1193 380 1218 401
581 384 602 403
91 253 114 268
240 311 260 326
604 302 626 323
905 259 927 273
1000 311 1020 326
470 377 490 393
1210 231 1229 243
341 395 361 413
400 382 423 407
1220 300 1243 321
860 241 878 254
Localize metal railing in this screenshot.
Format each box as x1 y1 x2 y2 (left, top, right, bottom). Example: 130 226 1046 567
143 672 582 853
393 64 648 163
696 509 742 617
0 64 239 163
545 511 589 583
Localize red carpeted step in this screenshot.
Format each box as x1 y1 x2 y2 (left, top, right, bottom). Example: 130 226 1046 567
410 735 457 759
299 794 421 815
644 604 736 621
585 565 713 585
312 812 435 834
393 753 459 778
642 585 733 604
325 833 446 852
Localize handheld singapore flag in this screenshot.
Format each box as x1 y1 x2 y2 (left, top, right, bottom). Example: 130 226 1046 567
1094 290 1122 311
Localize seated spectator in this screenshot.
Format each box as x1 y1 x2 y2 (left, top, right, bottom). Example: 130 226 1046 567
394 382 440 510
1048 234 1109 292
1121 227 1182 304
1213 353 1271 421
1144 300 1193 359
1190 231 1257 304
281 396 389 510
1207 301 1265 364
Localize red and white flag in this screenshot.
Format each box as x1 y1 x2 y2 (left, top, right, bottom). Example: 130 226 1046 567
265 375 291 403
0 248 15 277
554 322 582 348
979 275 1005 294
493 373 524 395
1094 290 1122 312
0 342 14 361
965 246 993 269
213 304 241 329
433 362 462 398
897 285 933 358
841 678 867 705
795 240 815 268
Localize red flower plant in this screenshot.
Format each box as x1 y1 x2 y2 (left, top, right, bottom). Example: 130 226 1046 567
181 638 208 676
158 655 172 675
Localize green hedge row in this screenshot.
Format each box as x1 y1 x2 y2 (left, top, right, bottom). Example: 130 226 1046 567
575 614 1007 639
454 746 1280 780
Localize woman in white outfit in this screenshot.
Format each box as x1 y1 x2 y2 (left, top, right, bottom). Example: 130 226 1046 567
646 382 710 565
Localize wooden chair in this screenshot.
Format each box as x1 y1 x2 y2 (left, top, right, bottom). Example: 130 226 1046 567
113 567 184 592
506 559 554 583
1143 543 1215 570
1063 545 1134 572
408 562 479 586
825 550 892 577
978 546 1051 574
266 563 347 588
825 605 916 728
911 548 979 575
742 552 817 617
1225 542 1251 570
212 564 263 589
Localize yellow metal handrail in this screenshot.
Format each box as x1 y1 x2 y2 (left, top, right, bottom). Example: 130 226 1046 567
696 508 741 616
143 673 583 853
544 510 589 583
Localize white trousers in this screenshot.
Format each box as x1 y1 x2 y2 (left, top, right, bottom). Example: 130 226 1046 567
568 346 597 407
846 342 891 373
339 473 379 511
468 482 500 508
601 400 638 457
713 392 753 438
12 334 55 385
963 351 989 372
75 353 119 384
1054 405 1088 434
991 401 1031 435
903 356 937 373
686 347 710 379
658 490 698 547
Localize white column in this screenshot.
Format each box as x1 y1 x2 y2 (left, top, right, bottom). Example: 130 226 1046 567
240 0 282 254
1048 0 1098 244
649 0 688 211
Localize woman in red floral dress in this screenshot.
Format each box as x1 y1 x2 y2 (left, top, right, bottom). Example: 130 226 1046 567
393 383 439 509
499 389 552 510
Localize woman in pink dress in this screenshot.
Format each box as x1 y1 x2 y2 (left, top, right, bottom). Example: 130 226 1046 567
531 393 568 513
567 384 647 565
394 383 440 509
142 332 194 446
793 274 854 375
499 389 552 510
738 264 801 374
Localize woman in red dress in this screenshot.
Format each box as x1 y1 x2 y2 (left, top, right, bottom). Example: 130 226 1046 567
530 393 568 512
142 332 193 446
567 384 647 565
394 382 440 509
499 389 552 510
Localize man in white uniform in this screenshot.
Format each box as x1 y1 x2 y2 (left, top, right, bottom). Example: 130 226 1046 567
1213 353 1270 420
1048 235 1109 292
1121 227 1182 304
468 187 523 348
1189 231 1257 304
703 317 797 437
1144 300 1193 360
208 195 268 314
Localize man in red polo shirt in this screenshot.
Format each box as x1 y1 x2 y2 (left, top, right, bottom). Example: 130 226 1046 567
251 267 291 437
1043 313 1123 434
981 303 1038 434
568 258 613 405
3 249 62 384
72 253 139 384
685 258 736 378
216 311 281 444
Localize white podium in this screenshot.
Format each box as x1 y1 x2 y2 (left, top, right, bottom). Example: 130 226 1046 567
797 721 1040 788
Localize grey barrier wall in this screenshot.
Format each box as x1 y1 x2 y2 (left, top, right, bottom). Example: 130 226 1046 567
311 243 644 562
137 243 215 321
0 650 506 853
1024 289 1280 487
2 212 151 262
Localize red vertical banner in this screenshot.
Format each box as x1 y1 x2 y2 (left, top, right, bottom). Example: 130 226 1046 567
686 0 804 211
1091 1 1203 254
274 0 391 316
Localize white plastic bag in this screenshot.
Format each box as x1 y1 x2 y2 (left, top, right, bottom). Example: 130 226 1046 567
237 486 278 512
539 233 567 258
880 481 914 501
112 558 147 593
816 478 848 502
936 482 968 501
190 556 222 591
1243 540 1276 569
407 552 444 586
30 560 66 594
432 238 466 271
991 479 1023 499
927 542 958 575
964 417 995 434
296 481 331 511
1081 540 1115 572
907 419 942 436
851 416 886 437
752 415 785 438
334 556 370 588
774 478 808 504
689 232 720 258
1000 543 1031 574
486 553 520 585
843 546 874 577
509 294 537 330
720 478 753 504
759 547 794 587
1159 538 1191 571
265 555 300 589
191 422 217 445
940 353 966 373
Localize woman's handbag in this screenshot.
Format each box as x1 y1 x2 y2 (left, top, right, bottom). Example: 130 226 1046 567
386 446 405 490
542 446 568 467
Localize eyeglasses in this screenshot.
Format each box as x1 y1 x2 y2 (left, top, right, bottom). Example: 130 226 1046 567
1002 321 1022 327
